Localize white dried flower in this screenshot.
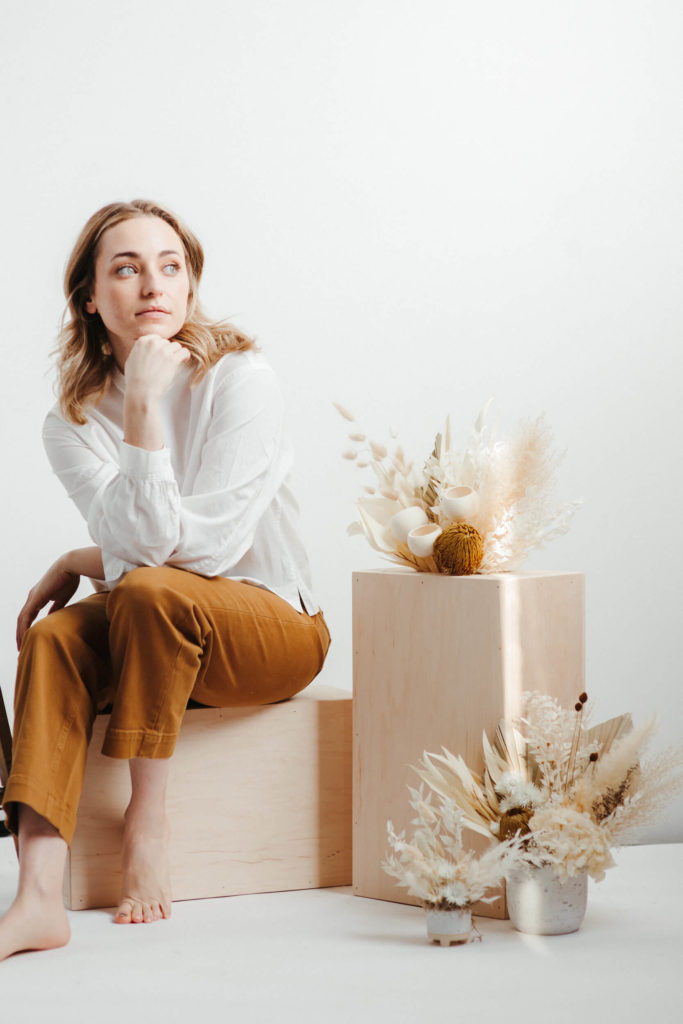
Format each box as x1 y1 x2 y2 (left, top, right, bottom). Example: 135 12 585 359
497 772 543 813
382 784 520 909
527 804 615 882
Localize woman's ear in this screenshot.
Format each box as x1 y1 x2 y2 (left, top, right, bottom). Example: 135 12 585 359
85 297 97 314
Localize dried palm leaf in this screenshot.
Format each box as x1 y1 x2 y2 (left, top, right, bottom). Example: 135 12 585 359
585 712 633 757
414 749 498 838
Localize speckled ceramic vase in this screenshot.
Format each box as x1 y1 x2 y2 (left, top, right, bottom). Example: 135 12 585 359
425 907 473 946
506 864 588 935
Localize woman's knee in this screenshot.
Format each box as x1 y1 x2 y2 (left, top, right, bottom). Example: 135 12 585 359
20 596 108 663
105 566 191 627
20 606 84 658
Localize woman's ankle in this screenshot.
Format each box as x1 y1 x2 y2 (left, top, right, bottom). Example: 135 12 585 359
16 803 68 902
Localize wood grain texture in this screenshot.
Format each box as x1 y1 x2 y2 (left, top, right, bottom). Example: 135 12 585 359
352 569 585 918
64 684 352 910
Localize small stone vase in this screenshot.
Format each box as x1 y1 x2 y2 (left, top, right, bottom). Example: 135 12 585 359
506 863 588 935
425 906 473 946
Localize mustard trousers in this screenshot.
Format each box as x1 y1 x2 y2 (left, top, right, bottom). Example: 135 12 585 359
2 566 331 846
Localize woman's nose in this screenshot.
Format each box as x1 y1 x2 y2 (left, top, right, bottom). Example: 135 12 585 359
140 269 164 295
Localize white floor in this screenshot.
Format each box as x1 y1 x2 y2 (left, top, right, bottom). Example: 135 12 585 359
0 840 680 1024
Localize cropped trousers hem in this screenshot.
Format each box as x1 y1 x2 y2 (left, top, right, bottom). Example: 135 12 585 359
2 566 331 846
101 728 180 759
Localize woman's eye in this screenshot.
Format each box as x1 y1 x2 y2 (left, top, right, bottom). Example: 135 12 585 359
115 265 136 277
163 263 181 275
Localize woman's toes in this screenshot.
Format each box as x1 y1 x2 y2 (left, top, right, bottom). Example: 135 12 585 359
114 900 133 924
131 902 144 923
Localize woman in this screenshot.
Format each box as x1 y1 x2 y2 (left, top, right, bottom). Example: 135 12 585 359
0 200 330 959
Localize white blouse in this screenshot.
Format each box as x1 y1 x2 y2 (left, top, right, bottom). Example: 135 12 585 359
42 349 319 615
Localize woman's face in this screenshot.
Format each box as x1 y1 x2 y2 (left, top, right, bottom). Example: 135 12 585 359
85 215 191 368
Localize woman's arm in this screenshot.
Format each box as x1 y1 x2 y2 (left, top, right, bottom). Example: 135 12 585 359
43 358 289 581
123 334 189 451
61 546 105 579
15 546 104 650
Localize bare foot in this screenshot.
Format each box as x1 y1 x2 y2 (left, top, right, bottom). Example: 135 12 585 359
0 892 70 960
114 807 172 924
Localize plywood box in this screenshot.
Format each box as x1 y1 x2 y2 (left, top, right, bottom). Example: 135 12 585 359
352 569 584 918
64 684 352 910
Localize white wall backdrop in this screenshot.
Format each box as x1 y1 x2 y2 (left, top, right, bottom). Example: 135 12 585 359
1 1 681 840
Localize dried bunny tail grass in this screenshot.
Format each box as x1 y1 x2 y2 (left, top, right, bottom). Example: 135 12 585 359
333 402 354 421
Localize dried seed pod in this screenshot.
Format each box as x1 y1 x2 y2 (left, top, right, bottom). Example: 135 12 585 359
433 523 484 576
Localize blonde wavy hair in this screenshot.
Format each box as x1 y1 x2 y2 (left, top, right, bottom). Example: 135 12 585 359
56 199 255 424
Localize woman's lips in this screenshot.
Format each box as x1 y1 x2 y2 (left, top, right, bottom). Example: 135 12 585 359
136 309 170 317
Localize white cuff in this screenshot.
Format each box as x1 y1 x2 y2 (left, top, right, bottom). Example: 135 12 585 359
119 441 174 479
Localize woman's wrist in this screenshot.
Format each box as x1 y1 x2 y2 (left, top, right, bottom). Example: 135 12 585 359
58 547 104 580
123 393 164 450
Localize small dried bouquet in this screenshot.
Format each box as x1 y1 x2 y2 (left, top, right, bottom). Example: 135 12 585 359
382 783 520 910
416 692 683 882
336 401 579 575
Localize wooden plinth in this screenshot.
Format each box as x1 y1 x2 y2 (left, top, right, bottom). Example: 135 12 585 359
352 569 585 918
64 684 352 910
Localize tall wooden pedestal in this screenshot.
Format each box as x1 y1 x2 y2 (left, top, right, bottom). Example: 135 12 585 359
352 569 584 918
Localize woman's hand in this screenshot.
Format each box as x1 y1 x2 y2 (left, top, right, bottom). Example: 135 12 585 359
124 334 191 404
16 557 80 651
123 334 191 451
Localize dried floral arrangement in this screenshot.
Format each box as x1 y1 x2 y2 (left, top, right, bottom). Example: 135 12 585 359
383 783 520 910
335 400 580 574
415 692 683 882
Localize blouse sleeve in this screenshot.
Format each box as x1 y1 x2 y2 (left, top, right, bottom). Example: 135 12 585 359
42 363 290 583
